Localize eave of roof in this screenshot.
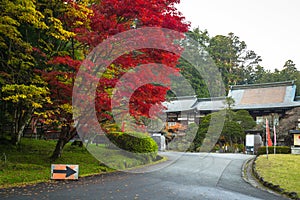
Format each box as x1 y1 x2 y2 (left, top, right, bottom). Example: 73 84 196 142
163 96 198 113
232 101 300 110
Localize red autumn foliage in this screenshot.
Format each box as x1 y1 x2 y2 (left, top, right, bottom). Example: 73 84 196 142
43 0 189 126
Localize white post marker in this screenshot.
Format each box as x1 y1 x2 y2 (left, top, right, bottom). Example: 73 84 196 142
273 124 276 154
265 118 269 159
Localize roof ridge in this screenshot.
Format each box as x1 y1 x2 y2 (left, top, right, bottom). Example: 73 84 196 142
197 96 226 102
230 80 294 90
169 95 197 101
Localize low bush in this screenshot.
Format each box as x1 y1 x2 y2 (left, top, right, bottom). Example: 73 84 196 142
168 140 191 152
257 146 291 155
107 132 158 154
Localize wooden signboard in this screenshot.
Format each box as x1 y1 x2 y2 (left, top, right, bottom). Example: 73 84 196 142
51 164 79 180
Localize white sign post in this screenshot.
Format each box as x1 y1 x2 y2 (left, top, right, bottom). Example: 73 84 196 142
246 134 254 154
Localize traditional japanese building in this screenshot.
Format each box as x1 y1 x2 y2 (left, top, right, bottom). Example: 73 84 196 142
164 81 300 127
163 96 198 127
228 81 300 122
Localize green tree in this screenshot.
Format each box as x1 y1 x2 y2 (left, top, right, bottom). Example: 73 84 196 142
233 110 256 131
221 120 243 146
171 28 211 98
174 29 262 96
207 32 261 91
278 107 300 146
250 65 267 83
191 109 255 152
254 60 300 95
224 96 235 109
192 115 210 151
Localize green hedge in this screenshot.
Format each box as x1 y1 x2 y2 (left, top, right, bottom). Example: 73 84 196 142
257 146 291 155
106 132 158 154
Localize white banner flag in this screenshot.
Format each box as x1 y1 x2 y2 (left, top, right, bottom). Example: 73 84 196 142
273 125 277 146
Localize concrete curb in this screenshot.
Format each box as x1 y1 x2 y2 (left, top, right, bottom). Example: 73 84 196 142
242 157 269 190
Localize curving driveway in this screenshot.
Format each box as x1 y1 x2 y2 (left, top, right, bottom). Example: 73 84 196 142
0 152 289 200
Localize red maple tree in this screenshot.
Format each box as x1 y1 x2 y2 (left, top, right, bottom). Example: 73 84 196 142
40 0 189 159
81 0 188 120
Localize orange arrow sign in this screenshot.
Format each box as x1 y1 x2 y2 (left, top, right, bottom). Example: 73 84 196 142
51 164 79 180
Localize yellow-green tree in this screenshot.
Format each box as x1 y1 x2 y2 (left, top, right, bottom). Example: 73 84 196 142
0 0 89 145
0 0 49 145
1 84 51 144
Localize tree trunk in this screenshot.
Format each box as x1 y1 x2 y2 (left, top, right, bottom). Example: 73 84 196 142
50 138 67 161
50 125 77 161
11 108 19 145
11 106 32 145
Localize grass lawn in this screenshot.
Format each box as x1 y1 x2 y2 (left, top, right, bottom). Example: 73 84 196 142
255 154 300 195
0 138 113 188
0 138 162 188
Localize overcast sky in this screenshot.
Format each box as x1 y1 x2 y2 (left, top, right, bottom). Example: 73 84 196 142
176 0 300 71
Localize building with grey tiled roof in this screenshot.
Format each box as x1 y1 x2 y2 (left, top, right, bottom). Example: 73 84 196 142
164 81 300 126
228 81 300 116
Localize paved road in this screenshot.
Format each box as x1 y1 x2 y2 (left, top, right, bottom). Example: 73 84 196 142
0 152 289 200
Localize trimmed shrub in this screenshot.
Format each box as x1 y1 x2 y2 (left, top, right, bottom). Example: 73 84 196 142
257 146 291 155
106 132 158 153
168 139 191 152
